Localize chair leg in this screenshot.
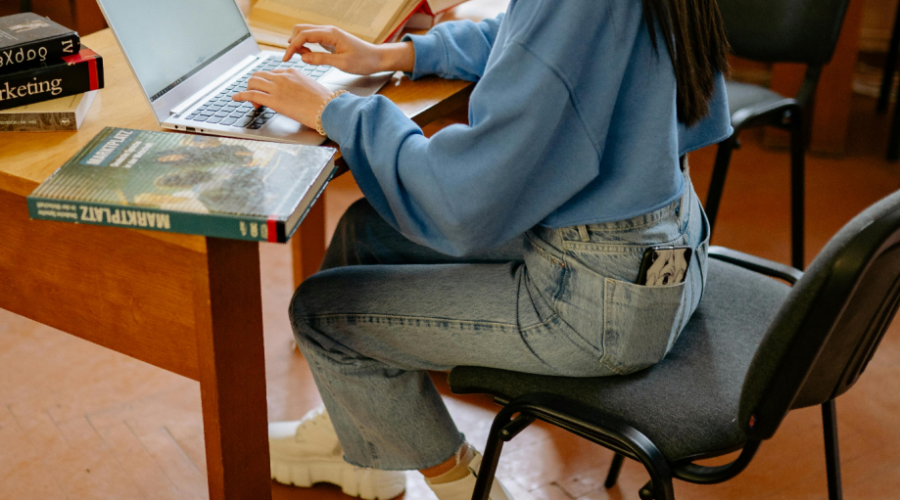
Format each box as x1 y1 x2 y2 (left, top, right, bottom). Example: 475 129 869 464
472 408 535 500
635 460 676 500
704 136 738 237
822 401 843 500
639 480 655 500
487 398 675 500
890 97 900 162
879 1 900 114
789 109 806 270
472 417 507 500
604 453 625 488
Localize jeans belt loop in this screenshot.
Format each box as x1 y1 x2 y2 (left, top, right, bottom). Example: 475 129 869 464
577 225 591 242
680 155 691 218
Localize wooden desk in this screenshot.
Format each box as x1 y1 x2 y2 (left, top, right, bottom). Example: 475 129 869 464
0 28 479 500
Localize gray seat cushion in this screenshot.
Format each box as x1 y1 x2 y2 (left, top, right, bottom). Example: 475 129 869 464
449 259 791 462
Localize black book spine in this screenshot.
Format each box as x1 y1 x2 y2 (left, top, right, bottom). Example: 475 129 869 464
0 32 81 72
0 49 102 111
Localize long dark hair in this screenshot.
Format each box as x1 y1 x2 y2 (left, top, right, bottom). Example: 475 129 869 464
642 0 730 126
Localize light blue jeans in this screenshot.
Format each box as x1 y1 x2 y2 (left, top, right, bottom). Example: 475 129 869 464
289 170 709 471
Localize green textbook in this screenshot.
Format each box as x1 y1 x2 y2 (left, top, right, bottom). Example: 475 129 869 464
27 127 337 242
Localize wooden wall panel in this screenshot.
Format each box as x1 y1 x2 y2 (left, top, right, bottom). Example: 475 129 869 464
29 0 73 29
29 0 107 35
72 0 106 36
768 0 866 155
809 0 866 155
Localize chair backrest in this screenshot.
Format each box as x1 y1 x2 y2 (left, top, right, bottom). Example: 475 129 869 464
717 0 852 65
739 189 900 440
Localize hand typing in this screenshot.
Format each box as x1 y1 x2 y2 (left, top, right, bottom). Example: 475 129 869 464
284 24 415 75
232 69 332 129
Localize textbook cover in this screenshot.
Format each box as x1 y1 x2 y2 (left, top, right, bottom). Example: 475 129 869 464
0 13 80 73
28 127 337 242
0 46 103 111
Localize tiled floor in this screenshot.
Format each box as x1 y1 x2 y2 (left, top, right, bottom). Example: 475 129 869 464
3 95 900 499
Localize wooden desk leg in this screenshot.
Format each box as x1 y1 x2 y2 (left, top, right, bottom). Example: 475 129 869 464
194 238 272 500
291 189 328 290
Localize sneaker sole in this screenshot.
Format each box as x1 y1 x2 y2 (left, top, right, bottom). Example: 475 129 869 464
270 457 406 499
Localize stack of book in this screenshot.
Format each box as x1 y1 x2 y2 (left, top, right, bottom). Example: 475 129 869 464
0 12 104 132
248 0 467 47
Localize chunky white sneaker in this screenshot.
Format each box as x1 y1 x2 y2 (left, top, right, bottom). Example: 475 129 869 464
269 407 407 499
426 450 514 500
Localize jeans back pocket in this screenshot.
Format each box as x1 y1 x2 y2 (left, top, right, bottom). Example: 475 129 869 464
601 277 689 375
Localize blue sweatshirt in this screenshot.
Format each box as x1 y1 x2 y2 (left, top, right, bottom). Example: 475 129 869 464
321 0 732 257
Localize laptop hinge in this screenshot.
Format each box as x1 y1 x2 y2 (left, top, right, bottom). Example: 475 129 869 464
170 55 260 117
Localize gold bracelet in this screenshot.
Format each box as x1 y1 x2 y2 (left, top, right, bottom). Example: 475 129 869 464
315 90 349 137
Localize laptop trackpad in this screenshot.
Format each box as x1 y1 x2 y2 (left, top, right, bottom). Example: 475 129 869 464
319 71 394 95
265 115 327 145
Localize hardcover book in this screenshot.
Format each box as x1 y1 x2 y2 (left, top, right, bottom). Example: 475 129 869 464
406 9 446 30
249 0 425 45
404 0 465 29
28 127 337 242
0 90 95 131
0 13 80 72
419 0 466 15
0 46 103 111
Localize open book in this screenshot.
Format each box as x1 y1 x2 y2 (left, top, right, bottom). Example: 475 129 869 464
248 0 465 46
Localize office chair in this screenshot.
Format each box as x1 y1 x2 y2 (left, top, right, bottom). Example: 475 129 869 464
708 0 851 269
450 187 900 500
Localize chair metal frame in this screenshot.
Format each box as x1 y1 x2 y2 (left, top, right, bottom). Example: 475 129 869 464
468 395 768 500
456 248 799 500
453 194 900 499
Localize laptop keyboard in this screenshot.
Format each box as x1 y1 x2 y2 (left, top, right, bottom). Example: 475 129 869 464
184 57 332 129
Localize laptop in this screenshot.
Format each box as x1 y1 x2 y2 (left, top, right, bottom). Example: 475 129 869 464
95 0 393 145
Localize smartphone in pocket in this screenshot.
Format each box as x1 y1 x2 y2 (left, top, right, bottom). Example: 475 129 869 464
636 246 693 286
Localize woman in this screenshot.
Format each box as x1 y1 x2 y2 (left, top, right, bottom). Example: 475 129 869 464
234 1 731 498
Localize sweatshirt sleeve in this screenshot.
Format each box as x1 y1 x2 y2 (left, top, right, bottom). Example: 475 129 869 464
400 14 504 81
321 42 600 256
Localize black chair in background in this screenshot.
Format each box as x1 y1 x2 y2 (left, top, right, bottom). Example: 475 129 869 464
878 0 900 161
708 0 851 270
450 187 900 500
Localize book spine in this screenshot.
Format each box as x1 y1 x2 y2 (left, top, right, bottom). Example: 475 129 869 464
383 6 424 44
427 0 466 15
0 51 102 111
27 197 283 243
0 110 77 132
0 33 80 72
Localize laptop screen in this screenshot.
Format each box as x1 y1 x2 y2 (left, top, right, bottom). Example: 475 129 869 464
99 0 252 102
